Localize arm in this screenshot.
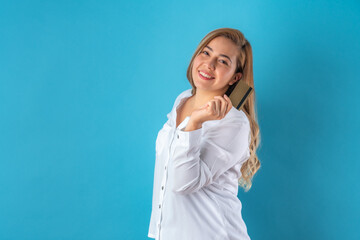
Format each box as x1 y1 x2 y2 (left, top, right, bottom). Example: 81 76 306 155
171 118 250 195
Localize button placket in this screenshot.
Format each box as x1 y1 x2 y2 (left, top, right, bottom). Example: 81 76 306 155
157 127 176 238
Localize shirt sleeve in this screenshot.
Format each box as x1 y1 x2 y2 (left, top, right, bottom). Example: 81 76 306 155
171 118 250 195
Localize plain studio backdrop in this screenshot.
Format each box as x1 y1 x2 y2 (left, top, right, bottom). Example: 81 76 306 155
0 0 359 239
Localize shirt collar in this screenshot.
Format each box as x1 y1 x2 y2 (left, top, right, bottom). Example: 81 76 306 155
167 89 193 128
166 88 242 129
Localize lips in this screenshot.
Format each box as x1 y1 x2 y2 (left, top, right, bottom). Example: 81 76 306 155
198 70 215 80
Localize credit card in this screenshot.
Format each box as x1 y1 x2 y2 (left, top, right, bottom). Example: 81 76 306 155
224 80 253 110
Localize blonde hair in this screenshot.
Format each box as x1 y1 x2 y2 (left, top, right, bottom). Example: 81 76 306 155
186 28 261 192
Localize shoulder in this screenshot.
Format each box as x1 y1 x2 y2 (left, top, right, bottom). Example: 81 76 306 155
174 88 192 103
170 88 192 110
166 88 192 120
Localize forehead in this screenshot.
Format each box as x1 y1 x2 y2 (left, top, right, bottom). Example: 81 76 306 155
205 36 238 58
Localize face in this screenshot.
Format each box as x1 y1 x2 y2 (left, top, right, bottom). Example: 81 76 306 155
191 36 242 93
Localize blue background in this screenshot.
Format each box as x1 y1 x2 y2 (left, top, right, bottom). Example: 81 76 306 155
1 0 359 239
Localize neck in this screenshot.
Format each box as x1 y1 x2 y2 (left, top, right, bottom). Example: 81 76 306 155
190 87 228 109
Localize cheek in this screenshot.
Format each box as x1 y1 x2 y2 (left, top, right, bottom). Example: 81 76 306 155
217 69 233 81
192 58 201 73
193 57 201 67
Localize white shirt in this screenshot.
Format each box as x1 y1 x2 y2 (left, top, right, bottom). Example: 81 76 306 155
148 88 252 240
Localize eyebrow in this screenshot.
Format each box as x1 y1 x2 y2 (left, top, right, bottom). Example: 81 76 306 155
205 46 232 64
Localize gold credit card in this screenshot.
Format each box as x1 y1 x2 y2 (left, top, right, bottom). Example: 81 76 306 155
224 80 253 110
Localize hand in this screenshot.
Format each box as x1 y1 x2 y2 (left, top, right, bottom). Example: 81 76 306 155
189 94 233 126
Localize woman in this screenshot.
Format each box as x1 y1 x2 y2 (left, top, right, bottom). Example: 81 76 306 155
148 28 261 240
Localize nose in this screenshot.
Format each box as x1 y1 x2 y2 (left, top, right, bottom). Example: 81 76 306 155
206 58 216 71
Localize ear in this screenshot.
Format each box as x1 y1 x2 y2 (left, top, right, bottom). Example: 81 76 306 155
229 72 242 85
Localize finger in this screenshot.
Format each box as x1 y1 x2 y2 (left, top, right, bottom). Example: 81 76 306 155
214 96 227 117
209 100 217 116
214 99 221 117
224 95 232 113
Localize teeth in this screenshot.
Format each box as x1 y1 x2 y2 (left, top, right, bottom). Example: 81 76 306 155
200 71 213 79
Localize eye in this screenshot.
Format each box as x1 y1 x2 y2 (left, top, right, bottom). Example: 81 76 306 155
202 50 209 55
220 60 228 65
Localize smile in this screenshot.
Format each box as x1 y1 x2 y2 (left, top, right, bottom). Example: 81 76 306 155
198 71 214 80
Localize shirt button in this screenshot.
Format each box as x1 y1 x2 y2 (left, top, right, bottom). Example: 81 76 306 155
162 186 164 190
177 134 179 139
158 204 161 209
164 165 167 170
